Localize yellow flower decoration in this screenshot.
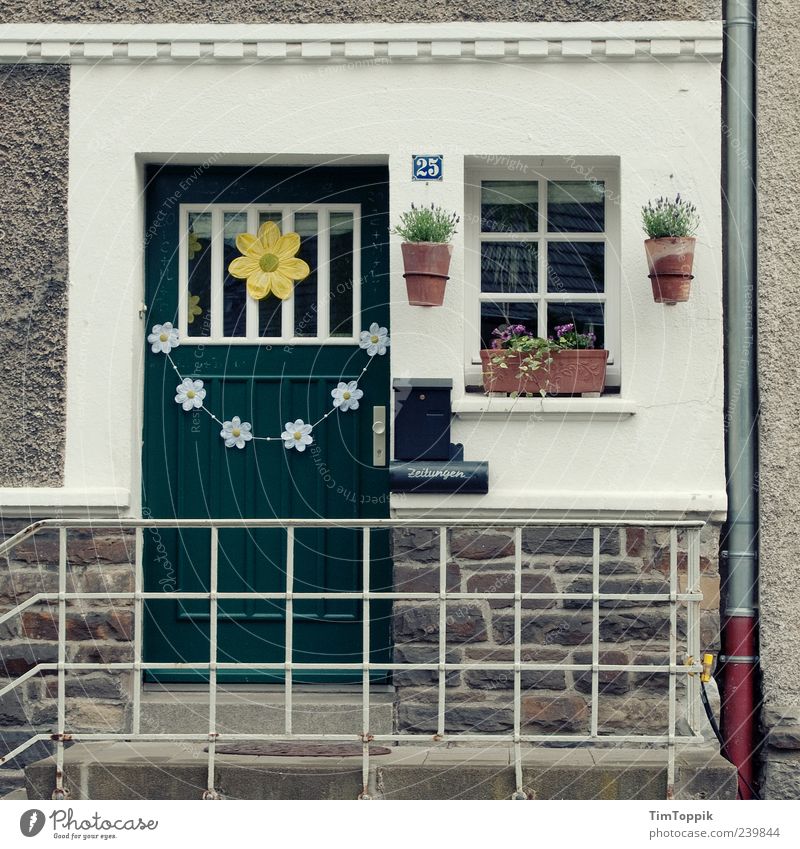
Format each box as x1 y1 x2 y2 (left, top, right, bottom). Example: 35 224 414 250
227 221 311 301
187 293 203 324
188 231 203 261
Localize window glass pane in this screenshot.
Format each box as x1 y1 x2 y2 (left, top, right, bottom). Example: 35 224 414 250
329 212 354 337
481 242 538 294
186 212 212 337
258 296 282 338
480 301 538 350
223 212 248 337
547 242 605 294
481 181 538 233
546 302 605 349
547 181 605 233
258 212 283 337
258 211 282 228
293 213 318 338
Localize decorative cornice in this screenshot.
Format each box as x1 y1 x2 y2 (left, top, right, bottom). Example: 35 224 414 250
0 22 723 65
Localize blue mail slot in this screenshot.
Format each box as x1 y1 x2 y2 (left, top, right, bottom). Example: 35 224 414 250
393 378 452 461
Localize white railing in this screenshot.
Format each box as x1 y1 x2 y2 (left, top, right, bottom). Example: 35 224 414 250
0 518 705 800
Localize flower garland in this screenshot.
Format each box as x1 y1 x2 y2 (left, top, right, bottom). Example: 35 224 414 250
147 321 390 453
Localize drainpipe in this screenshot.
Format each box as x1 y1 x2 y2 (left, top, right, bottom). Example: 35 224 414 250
720 0 758 800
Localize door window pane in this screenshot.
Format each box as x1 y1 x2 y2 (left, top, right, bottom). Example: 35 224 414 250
481 242 538 294
480 301 538 349
329 212 354 337
546 302 605 349
187 212 212 337
293 213 318 338
258 297 282 338
223 212 248 337
258 212 284 337
481 181 538 233
258 211 282 228
547 181 605 233
547 242 605 294
180 204 360 342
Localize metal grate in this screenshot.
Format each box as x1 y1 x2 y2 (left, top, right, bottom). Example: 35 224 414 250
0 518 705 800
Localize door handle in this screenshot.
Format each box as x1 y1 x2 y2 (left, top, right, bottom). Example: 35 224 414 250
372 406 387 467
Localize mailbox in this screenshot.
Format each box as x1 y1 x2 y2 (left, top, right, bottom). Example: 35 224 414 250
390 460 489 494
392 378 452 461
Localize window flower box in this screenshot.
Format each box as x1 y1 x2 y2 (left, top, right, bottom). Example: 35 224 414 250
480 348 608 395
480 322 608 396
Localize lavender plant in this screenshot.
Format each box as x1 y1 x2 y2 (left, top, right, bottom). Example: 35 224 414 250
641 194 700 239
393 203 459 243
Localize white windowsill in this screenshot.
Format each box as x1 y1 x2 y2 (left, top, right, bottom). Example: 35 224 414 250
452 396 636 421
0 487 130 518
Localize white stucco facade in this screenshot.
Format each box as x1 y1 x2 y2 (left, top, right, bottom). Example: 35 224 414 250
10 21 723 520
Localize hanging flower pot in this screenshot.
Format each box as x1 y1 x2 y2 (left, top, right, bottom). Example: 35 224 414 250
480 323 607 396
393 204 459 307
645 237 696 304
642 195 700 305
401 242 454 306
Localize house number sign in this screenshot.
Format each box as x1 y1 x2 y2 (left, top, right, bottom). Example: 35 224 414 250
412 154 444 181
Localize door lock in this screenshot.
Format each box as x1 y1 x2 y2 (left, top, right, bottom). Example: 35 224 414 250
372 406 387 467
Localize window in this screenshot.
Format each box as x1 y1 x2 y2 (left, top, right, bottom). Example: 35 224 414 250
178 204 360 343
465 166 620 386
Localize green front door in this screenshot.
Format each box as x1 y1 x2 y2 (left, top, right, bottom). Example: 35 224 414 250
142 165 391 683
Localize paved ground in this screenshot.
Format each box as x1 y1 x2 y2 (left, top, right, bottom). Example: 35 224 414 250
21 742 736 800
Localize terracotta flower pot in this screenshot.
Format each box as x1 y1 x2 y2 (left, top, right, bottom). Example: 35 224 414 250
401 242 453 306
480 349 609 396
644 237 696 304
650 274 693 304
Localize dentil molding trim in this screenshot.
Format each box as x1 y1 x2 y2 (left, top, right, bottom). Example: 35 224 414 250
0 22 723 65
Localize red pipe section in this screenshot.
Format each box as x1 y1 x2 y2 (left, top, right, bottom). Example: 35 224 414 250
720 615 759 799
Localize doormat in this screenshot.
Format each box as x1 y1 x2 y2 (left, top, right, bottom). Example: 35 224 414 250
205 742 392 758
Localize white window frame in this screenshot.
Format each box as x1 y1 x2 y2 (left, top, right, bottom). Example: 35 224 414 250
178 203 361 345
464 165 621 388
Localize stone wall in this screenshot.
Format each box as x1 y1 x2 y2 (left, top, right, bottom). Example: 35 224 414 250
392 525 721 737
756 0 800 800
0 521 134 796
0 2 722 25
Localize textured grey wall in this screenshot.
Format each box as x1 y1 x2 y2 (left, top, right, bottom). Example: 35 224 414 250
0 66 69 488
0 1 721 24
756 0 800 800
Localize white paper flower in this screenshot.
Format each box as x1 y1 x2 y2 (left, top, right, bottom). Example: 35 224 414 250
174 378 206 411
220 416 253 449
359 322 390 357
281 419 314 452
148 322 180 354
331 380 364 412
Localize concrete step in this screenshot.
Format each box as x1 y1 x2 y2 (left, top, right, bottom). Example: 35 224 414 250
25 742 737 801
1 788 27 800
137 688 394 736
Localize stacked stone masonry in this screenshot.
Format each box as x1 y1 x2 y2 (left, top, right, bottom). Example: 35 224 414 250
392 525 721 736
0 521 134 795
